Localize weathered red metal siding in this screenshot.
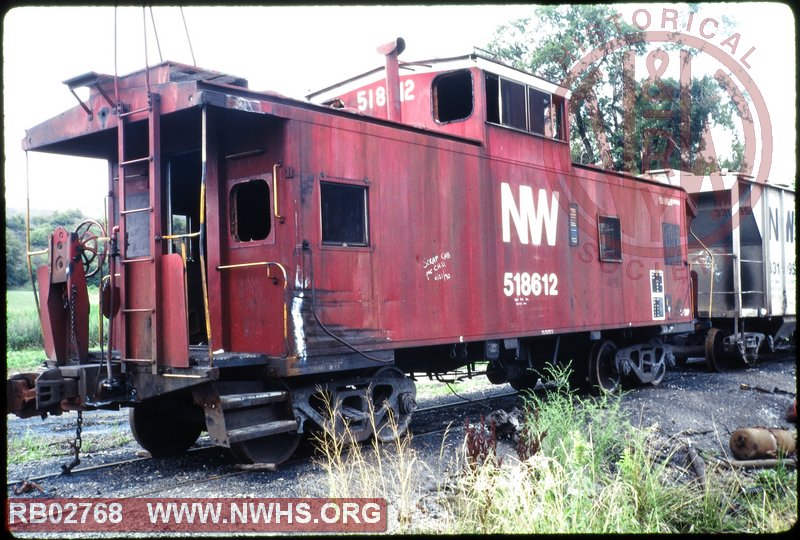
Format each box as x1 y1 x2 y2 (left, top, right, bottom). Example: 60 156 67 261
276 106 693 358
328 68 487 141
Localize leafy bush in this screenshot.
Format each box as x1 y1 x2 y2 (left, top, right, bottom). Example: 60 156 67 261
6 209 104 288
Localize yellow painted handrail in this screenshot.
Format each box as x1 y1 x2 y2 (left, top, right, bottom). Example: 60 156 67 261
216 261 289 352
273 163 285 223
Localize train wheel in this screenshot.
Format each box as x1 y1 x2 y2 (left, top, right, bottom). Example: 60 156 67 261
229 405 302 465
705 328 730 372
507 363 538 391
371 367 416 442
129 400 202 457
589 340 620 393
650 358 667 386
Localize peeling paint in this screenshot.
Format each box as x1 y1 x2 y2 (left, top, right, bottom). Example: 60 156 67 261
291 295 307 360
294 265 308 289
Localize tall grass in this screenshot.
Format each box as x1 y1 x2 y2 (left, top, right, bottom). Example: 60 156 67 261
312 391 436 531
6 288 107 372
6 290 44 350
309 364 796 533
446 363 797 534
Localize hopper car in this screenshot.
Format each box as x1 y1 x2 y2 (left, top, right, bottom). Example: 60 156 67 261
644 170 796 370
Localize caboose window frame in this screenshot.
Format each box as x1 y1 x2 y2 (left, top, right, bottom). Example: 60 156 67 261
662 222 682 265
229 177 274 244
484 72 566 141
598 215 622 262
432 69 474 124
320 181 370 248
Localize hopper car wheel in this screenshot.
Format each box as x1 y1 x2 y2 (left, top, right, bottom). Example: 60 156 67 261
704 328 730 372
130 403 202 457
589 340 620 394
74 219 107 278
229 405 302 465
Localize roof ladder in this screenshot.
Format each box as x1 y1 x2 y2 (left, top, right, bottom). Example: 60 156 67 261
115 93 163 373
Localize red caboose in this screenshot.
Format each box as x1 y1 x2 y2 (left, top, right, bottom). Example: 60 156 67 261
8 41 694 464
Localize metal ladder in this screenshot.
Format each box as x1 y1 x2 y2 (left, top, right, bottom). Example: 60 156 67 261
115 90 163 373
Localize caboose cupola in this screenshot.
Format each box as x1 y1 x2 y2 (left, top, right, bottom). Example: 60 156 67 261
307 50 572 166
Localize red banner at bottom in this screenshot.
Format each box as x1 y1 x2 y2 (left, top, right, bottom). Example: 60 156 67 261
7 497 387 533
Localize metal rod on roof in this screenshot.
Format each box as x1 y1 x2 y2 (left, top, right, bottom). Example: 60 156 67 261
24 152 40 314
114 6 119 104
180 6 197 67
149 7 163 63
142 7 150 94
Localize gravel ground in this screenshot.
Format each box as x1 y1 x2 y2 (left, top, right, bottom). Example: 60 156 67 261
620 354 796 456
7 353 797 533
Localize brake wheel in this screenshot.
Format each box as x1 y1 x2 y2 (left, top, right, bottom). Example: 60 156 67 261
74 219 108 278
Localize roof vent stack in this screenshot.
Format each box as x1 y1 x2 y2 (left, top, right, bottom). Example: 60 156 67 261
376 37 405 122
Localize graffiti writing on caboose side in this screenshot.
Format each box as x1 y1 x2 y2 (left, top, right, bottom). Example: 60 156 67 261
422 251 452 282
500 182 560 246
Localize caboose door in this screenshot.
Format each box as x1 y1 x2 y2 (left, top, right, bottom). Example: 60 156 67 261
217 162 289 357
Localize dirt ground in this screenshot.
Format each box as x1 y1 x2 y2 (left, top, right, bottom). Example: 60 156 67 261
617 353 796 460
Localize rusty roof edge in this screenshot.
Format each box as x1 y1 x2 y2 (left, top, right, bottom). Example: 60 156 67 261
306 52 570 102
573 162 693 195
195 82 484 147
304 54 480 101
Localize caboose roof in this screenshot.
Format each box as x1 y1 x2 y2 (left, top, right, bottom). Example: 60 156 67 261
640 169 796 193
305 51 572 104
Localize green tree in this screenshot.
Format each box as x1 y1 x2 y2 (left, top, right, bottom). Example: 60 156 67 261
486 5 744 174
5 209 104 289
5 228 29 288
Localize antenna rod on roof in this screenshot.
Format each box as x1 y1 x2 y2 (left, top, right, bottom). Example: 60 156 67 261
377 37 405 122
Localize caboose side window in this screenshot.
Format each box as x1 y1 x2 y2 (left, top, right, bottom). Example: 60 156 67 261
321 182 369 247
485 72 567 141
598 216 622 262
662 222 682 265
500 79 527 131
432 70 473 123
230 179 271 242
485 73 500 123
528 87 550 136
551 94 565 140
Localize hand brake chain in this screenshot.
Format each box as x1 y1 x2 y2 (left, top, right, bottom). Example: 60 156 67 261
61 410 83 474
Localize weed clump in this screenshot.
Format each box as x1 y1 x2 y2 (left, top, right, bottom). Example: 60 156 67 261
447 363 798 534
312 391 429 531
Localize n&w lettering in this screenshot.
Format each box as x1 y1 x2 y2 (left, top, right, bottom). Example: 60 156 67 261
501 182 559 246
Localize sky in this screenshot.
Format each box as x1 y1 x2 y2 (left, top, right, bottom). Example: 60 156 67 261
3 4 796 217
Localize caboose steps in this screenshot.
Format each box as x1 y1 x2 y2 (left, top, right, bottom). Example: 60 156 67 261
219 391 289 410
227 420 300 444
